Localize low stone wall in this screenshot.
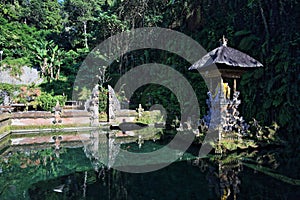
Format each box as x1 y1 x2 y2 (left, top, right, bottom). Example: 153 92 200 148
0 113 11 136
11 110 90 126
113 110 138 123
0 113 11 127
0 111 91 151
107 85 163 124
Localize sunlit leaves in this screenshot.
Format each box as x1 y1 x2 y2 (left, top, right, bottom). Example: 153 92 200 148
33 40 66 81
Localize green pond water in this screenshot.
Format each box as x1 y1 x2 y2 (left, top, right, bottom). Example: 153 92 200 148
0 130 299 200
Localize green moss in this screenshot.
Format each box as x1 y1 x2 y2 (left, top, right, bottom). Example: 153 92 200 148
209 151 257 164
0 124 11 134
0 134 11 152
99 112 108 122
218 139 259 152
136 110 164 124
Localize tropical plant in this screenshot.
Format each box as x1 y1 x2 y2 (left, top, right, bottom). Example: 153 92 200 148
36 92 67 111
34 40 65 81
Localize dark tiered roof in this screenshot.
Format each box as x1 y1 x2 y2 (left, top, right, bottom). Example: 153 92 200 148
189 36 263 78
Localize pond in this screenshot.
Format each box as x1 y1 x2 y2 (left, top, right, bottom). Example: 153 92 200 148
0 129 299 200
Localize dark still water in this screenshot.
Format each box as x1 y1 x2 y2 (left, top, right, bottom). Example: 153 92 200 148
0 134 299 200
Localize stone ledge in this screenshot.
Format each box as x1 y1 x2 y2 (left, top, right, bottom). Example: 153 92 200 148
115 110 138 117
12 111 52 118
12 110 90 119
0 131 10 141
10 126 98 135
0 113 11 121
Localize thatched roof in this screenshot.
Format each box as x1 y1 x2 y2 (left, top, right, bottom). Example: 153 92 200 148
189 37 263 70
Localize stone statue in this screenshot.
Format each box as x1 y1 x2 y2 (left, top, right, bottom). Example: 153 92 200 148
108 85 120 120
137 104 144 118
53 100 62 124
89 84 100 126
223 82 231 99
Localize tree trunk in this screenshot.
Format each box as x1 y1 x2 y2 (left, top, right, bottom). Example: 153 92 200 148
56 67 60 80
83 21 88 49
49 63 53 79
42 58 48 77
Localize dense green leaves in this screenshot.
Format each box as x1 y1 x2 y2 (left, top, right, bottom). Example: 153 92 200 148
0 19 42 67
36 92 67 111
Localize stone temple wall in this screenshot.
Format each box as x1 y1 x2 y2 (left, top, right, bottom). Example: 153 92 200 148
0 66 43 85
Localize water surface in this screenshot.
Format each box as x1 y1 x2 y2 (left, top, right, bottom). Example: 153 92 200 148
0 130 299 199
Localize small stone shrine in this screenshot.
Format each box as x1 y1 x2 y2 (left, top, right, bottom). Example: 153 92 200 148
189 36 263 143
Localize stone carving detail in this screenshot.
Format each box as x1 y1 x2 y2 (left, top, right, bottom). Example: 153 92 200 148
52 100 62 124
201 88 221 131
108 85 120 120
85 84 100 126
0 91 11 113
199 88 249 139
222 91 249 137
0 91 10 106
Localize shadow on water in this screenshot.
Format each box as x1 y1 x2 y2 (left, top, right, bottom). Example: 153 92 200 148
0 129 299 200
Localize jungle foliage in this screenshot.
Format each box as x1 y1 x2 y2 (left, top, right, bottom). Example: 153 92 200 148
0 0 298 142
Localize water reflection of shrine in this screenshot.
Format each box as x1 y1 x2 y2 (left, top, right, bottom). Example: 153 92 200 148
190 155 244 200
82 127 162 171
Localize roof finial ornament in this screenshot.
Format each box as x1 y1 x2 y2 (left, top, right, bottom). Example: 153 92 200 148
221 35 228 46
